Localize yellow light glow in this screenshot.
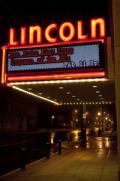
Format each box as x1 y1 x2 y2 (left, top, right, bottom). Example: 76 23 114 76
77 21 88 40
75 145 79 149
21 27 27 45
59 22 75 41
29 25 42 44
86 142 90 149
98 112 101 116
12 86 60 105
91 18 106 39
45 23 57 43
75 109 78 113
62 101 113 105
9 28 18 46
7 78 108 86
50 132 55 144
72 129 80 142
105 137 110 148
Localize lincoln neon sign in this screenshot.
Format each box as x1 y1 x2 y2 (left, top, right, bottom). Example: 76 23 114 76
1 17 106 84
9 18 106 46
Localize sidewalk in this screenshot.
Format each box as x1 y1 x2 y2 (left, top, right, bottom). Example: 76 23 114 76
0 137 119 181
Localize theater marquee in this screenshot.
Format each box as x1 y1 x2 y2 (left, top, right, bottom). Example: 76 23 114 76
1 17 106 84
7 42 104 73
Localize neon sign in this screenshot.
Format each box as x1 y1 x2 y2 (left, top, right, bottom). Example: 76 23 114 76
1 17 106 84
9 18 106 46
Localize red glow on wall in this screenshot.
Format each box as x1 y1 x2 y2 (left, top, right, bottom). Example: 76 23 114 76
1 46 7 84
7 71 106 82
8 39 104 50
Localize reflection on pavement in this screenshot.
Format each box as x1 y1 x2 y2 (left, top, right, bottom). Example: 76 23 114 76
49 129 116 154
70 130 115 153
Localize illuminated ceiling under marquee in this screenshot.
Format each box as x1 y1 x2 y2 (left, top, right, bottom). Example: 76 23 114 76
1 39 113 106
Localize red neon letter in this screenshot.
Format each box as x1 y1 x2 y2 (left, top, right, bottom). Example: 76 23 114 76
77 21 88 40
20 27 27 45
9 28 18 46
59 22 75 41
45 23 57 43
91 18 106 39
29 25 42 44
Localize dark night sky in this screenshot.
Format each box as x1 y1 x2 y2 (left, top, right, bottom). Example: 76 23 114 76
0 0 111 45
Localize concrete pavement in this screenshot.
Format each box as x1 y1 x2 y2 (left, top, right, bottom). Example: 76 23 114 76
0 137 119 181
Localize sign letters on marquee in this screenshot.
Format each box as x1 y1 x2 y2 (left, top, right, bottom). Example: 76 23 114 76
9 18 106 46
1 17 106 84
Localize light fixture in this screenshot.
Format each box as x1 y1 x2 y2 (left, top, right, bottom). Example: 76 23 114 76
66 92 70 95
97 112 101 116
96 91 100 93
8 78 108 86
51 115 55 119
92 85 98 88
75 109 78 113
28 87 32 91
12 86 59 105
59 86 64 90
72 95 76 98
38 92 43 95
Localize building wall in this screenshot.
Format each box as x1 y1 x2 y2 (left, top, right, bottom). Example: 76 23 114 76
112 0 120 173
0 87 37 134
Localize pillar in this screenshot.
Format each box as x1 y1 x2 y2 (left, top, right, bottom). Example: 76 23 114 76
112 0 120 175
81 104 87 146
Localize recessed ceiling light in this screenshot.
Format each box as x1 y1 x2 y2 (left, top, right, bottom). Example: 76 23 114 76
93 85 98 88
66 92 70 94
38 92 43 95
98 95 102 97
28 88 32 91
59 86 64 90
12 86 59 105
96 91 100 93
72 96 76 98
